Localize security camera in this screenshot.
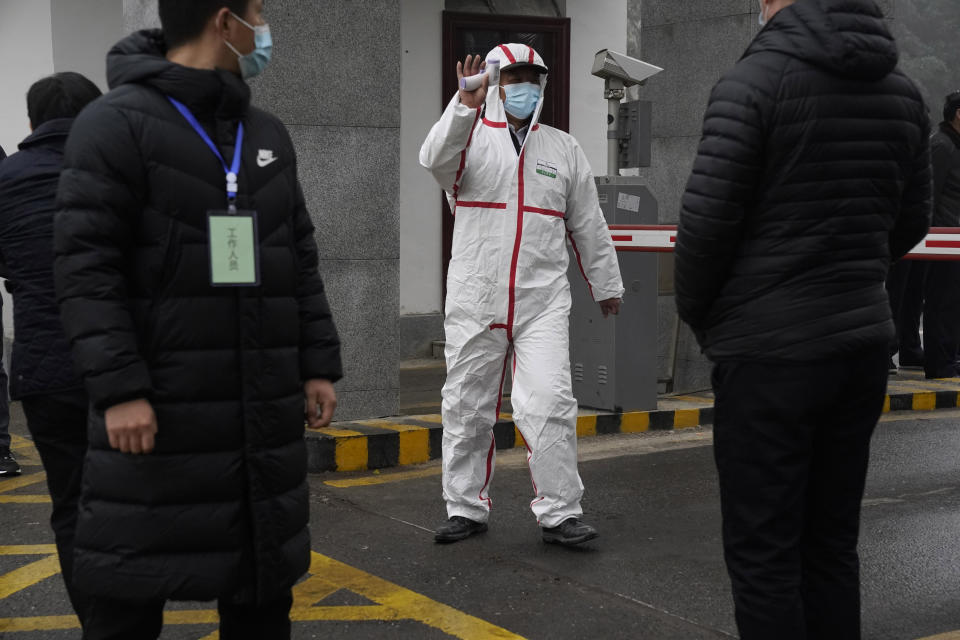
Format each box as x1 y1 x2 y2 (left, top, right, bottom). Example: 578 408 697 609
591 49 663 87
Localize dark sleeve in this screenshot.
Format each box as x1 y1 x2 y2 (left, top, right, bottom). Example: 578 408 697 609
930 133 954 212
54 102 153 410
674 65 768 331
0 145 6 163
292 180 342 382
890 113 933 260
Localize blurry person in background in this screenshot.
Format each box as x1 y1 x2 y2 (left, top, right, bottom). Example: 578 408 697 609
0 70 102 630
923 90 960 379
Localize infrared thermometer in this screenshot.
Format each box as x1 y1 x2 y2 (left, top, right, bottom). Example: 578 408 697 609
460 59 499 91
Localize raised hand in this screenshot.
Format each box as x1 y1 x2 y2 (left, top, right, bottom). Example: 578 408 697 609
457 54 488 109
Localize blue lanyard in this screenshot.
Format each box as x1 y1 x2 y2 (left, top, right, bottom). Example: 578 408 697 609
167 96 245 213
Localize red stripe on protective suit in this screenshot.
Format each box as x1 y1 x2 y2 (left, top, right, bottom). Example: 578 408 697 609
457 201 507 210
523 206 564 218
498 44 517 64
483 118 507 128
507 150 527 342
527 46 535 63
480 350 511 508
567 230 594 299
452 109 483 201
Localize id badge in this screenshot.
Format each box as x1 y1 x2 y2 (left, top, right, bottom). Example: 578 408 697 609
208 210 261 287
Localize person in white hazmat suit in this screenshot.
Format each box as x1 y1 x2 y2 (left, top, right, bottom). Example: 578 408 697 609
420 43 625 546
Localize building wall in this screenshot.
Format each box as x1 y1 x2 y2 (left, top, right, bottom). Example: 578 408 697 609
120 0 403 420
0 0 55 157
0 0 56 344
399 0 445 357
51 0 124 93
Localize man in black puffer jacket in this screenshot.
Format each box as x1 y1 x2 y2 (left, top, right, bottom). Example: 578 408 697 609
675 0 931 638
922 91 960 379
54 1 342 638
0 71 103 629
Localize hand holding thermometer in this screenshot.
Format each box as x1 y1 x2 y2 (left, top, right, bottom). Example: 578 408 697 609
459 59 499 91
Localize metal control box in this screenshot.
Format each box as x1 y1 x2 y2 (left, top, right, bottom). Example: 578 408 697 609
567 176 658 412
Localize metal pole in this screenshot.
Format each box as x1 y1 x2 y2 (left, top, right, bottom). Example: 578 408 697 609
605 77 625 176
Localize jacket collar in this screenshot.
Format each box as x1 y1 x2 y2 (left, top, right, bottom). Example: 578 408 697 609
18 118 74 151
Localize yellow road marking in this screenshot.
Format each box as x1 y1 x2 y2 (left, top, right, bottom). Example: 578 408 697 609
0 545 57 555
915 632 960 639
883 395 891 413
0 550 525 639
0 615 79 633
0 495 51 504
0 554 61 600
301 552 524 638
0 472 47 494
325 466 442 488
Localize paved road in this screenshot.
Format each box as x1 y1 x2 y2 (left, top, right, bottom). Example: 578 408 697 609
2 405 960 639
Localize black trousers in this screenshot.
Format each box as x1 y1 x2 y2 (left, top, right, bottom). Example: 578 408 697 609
21 389 92 627
711 348 887 640
900 262 927 361
82 591 293 640
885 260 926 361
923 262 960 377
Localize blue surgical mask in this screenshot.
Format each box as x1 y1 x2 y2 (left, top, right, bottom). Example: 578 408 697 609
503 82 541 120
225 12 273 80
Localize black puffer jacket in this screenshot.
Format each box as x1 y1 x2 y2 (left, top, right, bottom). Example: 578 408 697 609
0 119 84 399
55 31 342 602
675 0 931 362
931 122 960 226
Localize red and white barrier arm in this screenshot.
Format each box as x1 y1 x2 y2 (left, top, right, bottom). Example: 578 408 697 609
609 225 960 261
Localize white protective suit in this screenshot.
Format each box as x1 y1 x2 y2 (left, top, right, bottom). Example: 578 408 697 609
419 43 624 528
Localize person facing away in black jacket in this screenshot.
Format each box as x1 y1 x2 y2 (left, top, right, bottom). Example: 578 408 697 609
675 0 931 638
0 71 102 629
922 91 960 378
53 0 342 638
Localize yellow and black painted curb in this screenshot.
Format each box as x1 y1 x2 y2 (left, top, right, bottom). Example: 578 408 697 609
305 408 712 473
883 388 960 413
305 386 960 473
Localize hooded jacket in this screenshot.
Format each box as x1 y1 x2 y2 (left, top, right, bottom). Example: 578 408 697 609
931 122 960 227
0 118 84 399
55 30 342 602
675 0 931 362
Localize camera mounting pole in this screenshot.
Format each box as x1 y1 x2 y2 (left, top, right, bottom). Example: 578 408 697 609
591 50 663 176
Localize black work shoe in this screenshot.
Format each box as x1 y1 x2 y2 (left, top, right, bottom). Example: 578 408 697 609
434 516 487 543
541 518 598 546
0 448 21 477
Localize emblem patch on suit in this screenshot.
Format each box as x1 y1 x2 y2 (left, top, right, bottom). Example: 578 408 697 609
536 159 558 179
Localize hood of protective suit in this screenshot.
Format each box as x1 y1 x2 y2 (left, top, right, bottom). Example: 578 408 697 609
484 43 549 127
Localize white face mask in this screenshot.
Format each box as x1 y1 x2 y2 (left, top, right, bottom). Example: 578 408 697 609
758 0 767 26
